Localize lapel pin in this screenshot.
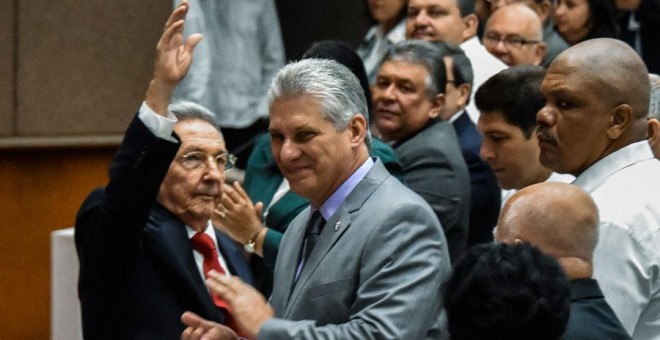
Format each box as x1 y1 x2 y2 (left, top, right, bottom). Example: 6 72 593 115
334 221 341 231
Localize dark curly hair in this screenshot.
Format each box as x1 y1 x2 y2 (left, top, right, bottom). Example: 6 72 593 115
444 242 571 340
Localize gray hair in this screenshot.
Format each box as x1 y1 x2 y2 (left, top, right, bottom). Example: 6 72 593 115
382 40 447 100
649 74 660 120
268 58 372 146
168 101 221 134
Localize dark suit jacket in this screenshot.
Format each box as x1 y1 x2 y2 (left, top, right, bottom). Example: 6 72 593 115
452 112 501 246
564 279 631 339
75 115 253 340
243 133 403 296
260 160 451 339
394 119 471 262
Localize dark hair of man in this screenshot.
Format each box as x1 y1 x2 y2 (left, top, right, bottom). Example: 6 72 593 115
444 242 570 340
475 65 546 139
457 0 476 17
382 40 447 99
434 41 474 88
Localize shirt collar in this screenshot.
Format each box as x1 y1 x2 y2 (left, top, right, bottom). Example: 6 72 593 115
316 157 375 220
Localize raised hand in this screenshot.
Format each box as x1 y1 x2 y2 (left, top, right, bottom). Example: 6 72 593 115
146 0 203 115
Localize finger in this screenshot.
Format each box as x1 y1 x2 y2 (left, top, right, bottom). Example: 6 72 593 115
184 33 203 54
159 19 185 49
254 202 264 219
165 2 188 30
181 311 204 328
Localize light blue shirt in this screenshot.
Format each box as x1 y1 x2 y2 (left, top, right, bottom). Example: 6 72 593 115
316 157 375 221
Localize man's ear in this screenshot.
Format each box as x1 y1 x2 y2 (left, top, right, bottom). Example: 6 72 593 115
349 113 368 145
456 83 472 109
606 104 633 140
462 14 479 41
429 93 446 119
648 118 660 139
534 42 547 66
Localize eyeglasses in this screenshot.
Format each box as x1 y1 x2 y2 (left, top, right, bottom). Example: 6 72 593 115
483 34 540 49
178 151 237 171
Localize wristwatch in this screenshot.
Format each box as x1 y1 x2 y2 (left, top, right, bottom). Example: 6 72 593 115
243 225 265 254
244 239 257 254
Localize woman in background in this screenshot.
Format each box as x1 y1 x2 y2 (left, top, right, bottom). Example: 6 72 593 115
554 0 619 45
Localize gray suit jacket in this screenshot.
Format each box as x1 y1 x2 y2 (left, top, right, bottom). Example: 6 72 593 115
394 120 471 262
259 160 451 339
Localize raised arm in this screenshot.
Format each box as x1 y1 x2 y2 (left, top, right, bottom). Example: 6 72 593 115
145 0 202 115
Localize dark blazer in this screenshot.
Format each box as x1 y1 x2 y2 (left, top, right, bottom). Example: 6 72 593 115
75 115 253 340
394 119 471 262
452 112 501 246
260 160 451 339
564 279 631 340
243 133 403 296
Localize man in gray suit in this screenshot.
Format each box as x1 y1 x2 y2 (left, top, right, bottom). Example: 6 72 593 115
372 40 471 262
181 59 451 339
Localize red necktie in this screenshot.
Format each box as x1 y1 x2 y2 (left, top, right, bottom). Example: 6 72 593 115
190 232 240 333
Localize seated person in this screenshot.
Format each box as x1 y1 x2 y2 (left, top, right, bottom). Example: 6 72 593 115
444 242 571 340
496 182 631 339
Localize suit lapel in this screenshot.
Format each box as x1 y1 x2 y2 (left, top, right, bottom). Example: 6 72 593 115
215 230 254 285
282 160 391 316
145 203 221 320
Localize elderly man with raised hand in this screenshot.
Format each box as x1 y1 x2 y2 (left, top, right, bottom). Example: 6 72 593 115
74 2 253 339
537 38 660 339
482 3 546 67
495 182 631 339
181 58 451 339
406 0 507 123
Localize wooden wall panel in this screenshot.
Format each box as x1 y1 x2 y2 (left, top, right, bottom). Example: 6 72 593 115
16 0 170 136
0 0 15 136
0 148 116 339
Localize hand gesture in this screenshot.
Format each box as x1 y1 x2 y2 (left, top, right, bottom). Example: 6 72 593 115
146 0 203 115
214 182 265 246
181 311 238 340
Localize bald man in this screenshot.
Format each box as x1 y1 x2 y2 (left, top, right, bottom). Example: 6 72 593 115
537 38 660 339
496 182 630 339
647 74 660 158
482 3 546 67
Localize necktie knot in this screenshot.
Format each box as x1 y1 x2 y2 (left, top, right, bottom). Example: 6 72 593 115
191 232 217 259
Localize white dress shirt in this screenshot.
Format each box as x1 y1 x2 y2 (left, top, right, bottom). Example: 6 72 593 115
573 141 660 339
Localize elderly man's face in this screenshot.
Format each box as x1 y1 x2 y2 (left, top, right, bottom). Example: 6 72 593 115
478 112 550 189
269 95 363 207
537 59 613 176
158 119 226 227
406 0 467 44
372 60 443 142
483 5 545 66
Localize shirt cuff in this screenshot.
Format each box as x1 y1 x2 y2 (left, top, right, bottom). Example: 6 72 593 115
138 101 178 142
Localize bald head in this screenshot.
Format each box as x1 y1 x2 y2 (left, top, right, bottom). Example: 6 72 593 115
553 39 650 119
484 3 545 66
496 182 599 266
537 38 651 176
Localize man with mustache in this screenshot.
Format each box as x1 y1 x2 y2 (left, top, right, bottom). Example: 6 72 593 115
75 2 252 339
406 0 507 122
537 38 660 339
